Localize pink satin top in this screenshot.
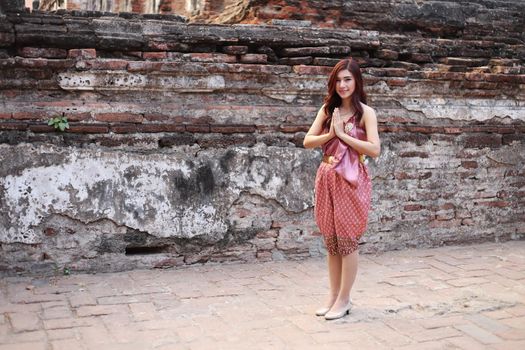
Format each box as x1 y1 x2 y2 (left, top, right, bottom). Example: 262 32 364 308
322 113 367 186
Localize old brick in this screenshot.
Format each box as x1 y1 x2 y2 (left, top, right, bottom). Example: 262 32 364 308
399 151 429 158
444 127 463 134
222 46 248 55
76 59 128 70
440 57 488 66
429 219 462 228
0 113 12 119
389 132 430 145
210 124 256 134
68 49 96 59
187 53 237 63
142 51 167 60
256 251 273 261
313 57 341 66
463 81 499 89
110 124 138 133
63 112 91 121
137 124 185 133
239 54 267 64
279 124 310 133
366 68 407 77
503 134 524 145
278 56 313 65
461 161 478 169
436 210 455 221
404 204 424 211
407 126 443 134
95 113 143 123
419 172 432 180
123 51 142 58
485 74 525 84
158 134 195 147
409 53 433 63
0 122 27 130
29 124 56 132
464 134 502 148
329 46 351 54
477 200 511 207
186 124 210 133
280 46 330 57
377 49 398 60
256 125 278 132
18 47 67 58
197 134 256 148
395 172 417 180
44 228 56 236
68 124 109 133
143 113 171 122
386 78 408 87
15 57 48 68
147 41 169 51
127 61 163 72
292 65 332 75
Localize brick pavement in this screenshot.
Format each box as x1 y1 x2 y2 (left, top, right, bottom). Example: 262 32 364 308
1 241 524 350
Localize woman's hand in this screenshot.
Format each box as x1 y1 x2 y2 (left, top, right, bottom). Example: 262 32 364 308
328 113 336 138
333 108 344 137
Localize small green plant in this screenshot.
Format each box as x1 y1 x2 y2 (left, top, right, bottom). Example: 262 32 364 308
48 116 69 131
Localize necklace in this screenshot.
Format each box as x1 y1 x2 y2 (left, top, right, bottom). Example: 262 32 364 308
344 120 354 134
343 112 356 134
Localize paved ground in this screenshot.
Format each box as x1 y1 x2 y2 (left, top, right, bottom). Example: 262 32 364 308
1 241 524 350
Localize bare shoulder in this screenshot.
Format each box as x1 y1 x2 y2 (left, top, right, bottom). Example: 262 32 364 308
359 103 377 126
316 103 328 119
361 103 376 119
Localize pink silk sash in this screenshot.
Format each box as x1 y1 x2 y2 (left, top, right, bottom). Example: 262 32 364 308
322 115 367 187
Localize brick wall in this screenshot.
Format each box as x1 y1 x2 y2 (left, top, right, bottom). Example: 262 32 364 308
0 5 523 275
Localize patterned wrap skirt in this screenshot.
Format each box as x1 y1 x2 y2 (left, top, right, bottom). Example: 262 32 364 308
314 160 372 256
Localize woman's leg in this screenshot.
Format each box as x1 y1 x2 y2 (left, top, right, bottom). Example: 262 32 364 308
330 249 359 311
325 253 342 307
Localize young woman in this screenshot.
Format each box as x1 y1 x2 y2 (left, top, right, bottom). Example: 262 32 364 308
303 58 381 320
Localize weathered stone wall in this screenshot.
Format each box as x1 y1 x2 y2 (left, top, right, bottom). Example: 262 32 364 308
0 3 523 275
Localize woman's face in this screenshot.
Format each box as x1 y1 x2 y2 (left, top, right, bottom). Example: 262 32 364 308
335 69 355 100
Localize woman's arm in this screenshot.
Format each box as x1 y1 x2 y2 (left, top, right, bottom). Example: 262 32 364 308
303 106 335 149
333 105 381 158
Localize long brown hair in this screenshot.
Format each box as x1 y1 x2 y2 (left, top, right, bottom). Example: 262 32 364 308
323 58 367 129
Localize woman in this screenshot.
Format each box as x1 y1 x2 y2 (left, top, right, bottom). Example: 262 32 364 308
303 58 380 320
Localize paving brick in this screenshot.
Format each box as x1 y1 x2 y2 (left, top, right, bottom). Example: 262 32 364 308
7 313 40 333
465 314 511 333
455 323 502 344
491 340 525 350
500 316 525 329
2 329 46 344
0 343 47 350
42 306 73 320
446 336 486 349
43 317 98 330
46 328 77 340
418 315 469 329
128 302 157 321
1 242 524 349
76 305 128 317
69 293 97 308
365 323 412 346
446 277 490 287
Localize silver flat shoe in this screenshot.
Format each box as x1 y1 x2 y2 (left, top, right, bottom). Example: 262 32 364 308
324 301 352 320
315 307 330 316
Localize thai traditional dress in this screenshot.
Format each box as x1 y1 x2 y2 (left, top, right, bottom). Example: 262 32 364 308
314 112 372 255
